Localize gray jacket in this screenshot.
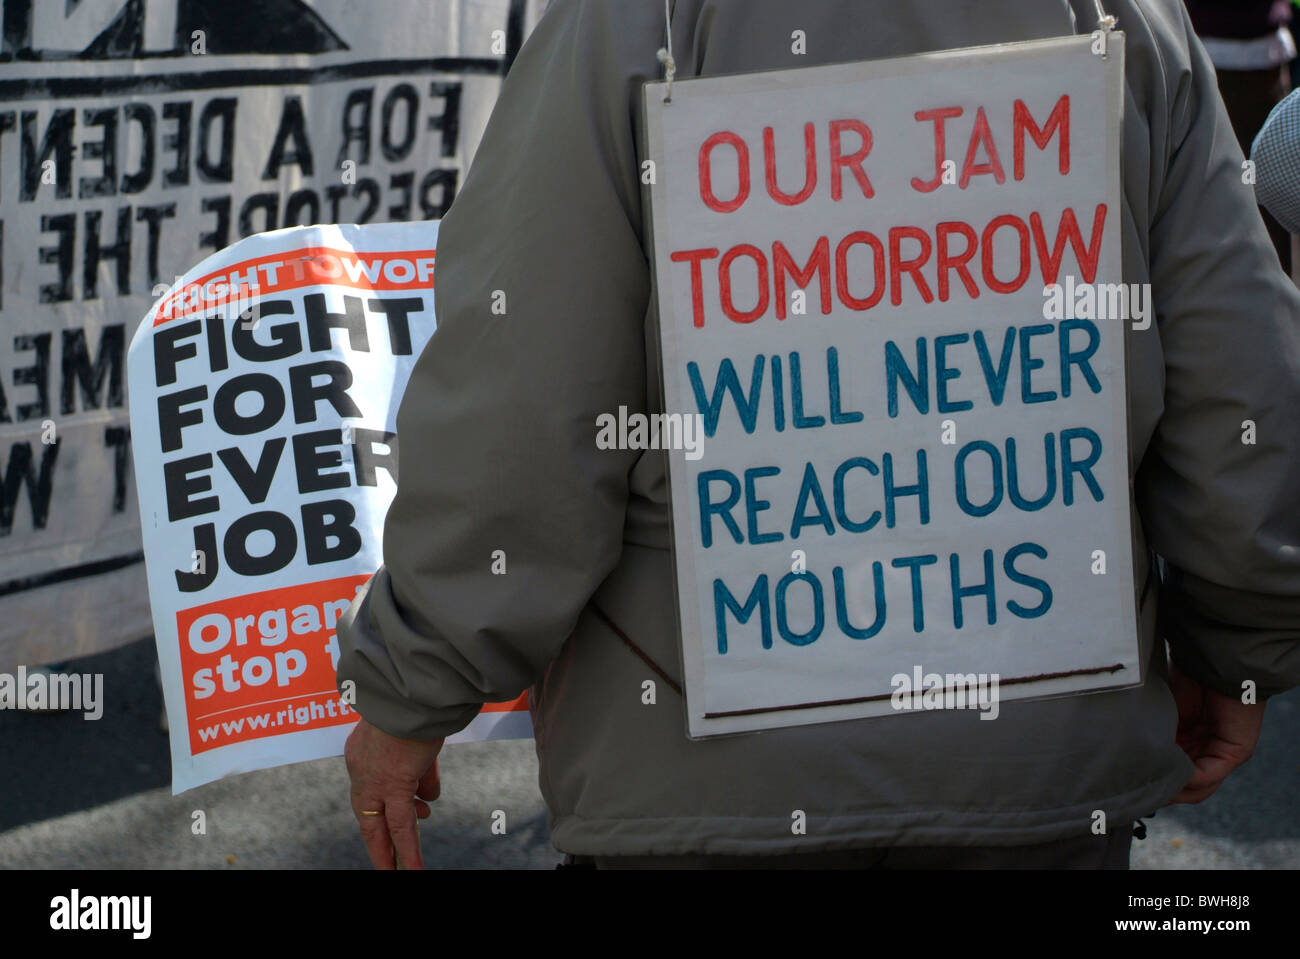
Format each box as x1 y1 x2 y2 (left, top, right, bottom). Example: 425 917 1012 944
337 0 1300 855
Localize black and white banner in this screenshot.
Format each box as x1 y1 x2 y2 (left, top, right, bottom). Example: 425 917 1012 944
0 0 546 669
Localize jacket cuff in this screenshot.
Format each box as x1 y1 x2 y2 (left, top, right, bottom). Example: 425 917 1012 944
335 571 484 741
1160 565 1300 701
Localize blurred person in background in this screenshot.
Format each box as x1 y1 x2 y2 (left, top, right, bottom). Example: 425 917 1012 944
1185 0 1296 270
1251 85 1300 236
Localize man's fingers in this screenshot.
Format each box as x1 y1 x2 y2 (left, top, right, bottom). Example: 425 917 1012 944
1169 748 1239 804
1214 712 1264 760
342 721 445 869
412 759 438 820
356 806 397 869
1186 758 1229 790
1168 784 1218 805
1169 749 1227 803
385 797 424 870
416 759 441 801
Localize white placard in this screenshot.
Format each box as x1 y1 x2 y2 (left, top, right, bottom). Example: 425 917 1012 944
643 34 1140 737
128 222 531 794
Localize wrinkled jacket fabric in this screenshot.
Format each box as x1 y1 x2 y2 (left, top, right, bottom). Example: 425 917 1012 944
337 0 1300 855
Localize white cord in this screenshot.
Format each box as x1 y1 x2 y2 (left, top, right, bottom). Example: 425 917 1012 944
1092 0 1117 32
656 0 676 102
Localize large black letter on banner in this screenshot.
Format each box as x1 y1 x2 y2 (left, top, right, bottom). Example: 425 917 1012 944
303 499 361 565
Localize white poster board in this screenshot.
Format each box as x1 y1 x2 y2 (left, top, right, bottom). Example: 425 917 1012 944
128 221 530 794
643 34 1141 737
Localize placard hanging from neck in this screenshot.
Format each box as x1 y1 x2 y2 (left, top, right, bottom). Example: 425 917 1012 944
641 30 1138 738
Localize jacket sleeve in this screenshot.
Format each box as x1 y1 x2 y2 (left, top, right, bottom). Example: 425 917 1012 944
335 0 660 739
1138 2 1300 700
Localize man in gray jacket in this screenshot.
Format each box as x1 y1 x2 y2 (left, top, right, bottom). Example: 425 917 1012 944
337 0 1300 868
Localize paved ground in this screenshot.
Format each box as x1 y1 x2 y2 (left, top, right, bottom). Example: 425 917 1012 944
0 637 1295 869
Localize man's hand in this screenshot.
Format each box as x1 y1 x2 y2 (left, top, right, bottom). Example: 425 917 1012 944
344 718 445 869
1167 661 1265 804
